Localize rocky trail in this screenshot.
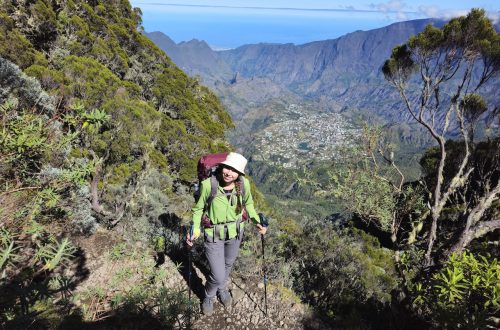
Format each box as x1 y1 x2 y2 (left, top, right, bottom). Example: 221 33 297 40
71 231 319 329
188 265 306 330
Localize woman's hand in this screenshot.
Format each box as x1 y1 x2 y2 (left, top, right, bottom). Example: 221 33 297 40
256 223 267 235
186 231 199 247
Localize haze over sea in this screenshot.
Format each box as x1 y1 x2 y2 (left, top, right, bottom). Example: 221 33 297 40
130 0 499 50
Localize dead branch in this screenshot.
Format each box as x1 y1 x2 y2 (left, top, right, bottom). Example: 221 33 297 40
448 183 500 255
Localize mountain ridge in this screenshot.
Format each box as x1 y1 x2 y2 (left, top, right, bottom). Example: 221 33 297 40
145 18 447 123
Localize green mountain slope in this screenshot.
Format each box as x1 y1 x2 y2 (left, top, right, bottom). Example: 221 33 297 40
0 1 238 327
1 0 233 180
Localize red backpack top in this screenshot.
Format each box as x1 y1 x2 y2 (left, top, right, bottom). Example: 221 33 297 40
197 152 229 182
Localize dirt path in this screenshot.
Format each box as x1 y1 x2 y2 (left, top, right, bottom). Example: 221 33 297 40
189 264 306 330
72 232 315 329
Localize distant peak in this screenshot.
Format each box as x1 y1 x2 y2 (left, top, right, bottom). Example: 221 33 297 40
143 31 177 47
179 38 212 49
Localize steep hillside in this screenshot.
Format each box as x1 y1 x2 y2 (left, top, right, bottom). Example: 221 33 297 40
3 4 498 329
1 0 234 181
0 0 241 327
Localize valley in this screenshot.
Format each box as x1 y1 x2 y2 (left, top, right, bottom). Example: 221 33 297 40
144 20 451 172
143 22 446 219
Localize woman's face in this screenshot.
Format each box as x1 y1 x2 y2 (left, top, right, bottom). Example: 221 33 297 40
221 166 239 184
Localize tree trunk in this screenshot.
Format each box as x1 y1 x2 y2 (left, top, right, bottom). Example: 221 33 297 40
449 219 500 254
90 161 110 216
424 212 439 266
447 184 500 255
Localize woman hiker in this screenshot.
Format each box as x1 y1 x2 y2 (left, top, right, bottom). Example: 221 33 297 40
186 152 267 315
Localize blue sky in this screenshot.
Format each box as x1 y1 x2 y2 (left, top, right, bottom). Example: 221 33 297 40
130 1 500 49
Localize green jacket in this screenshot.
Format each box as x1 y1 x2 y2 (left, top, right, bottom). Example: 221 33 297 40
192 176 260 239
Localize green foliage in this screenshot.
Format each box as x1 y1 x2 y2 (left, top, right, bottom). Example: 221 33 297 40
108 242 130 261
412 251 499 328
61 159 98 186
0 228 19 278
0 27 40 69
290 219 398 324
382 44 416 83
329 167 395 231
153 235 166 253
385 9 499 85
408 24 444 52
79 108 111 131
61 55 130 106
24 64 67 91
2 0 234 194
0 62 99 236
0 222 79 326
315 126 428 240
38 238 77 271
443 8 499 58
0 0 237 326
0 100 51 186
462 93 488 125
1 109 48 166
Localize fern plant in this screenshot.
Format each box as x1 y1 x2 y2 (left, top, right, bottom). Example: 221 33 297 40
37 238 77 271
413 251 499 328
0 228 19 278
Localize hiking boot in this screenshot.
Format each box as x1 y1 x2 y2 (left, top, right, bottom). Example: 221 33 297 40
218 289 232 307
201 296 215 315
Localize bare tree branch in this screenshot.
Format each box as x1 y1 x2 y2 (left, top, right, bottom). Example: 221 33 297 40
0 186 41 198
448 182 500 253
449 218 500 255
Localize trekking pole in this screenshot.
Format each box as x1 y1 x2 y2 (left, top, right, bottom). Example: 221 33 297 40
186 226 194 315
258 213 269 316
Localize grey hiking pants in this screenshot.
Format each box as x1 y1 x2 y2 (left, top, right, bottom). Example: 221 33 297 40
204 226 243 298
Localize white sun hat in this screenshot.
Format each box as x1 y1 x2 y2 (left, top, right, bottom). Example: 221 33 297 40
220 152 247 174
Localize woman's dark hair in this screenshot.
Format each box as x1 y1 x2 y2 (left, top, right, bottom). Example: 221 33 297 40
235 181 243 214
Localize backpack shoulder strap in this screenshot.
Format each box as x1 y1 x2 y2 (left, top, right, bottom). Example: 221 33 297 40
204 175 218 211
238 176 246 200
236 176 247 209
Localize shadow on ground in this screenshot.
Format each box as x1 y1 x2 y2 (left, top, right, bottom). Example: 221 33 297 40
156 212 207 301
57 305 180 330
0 247 89 329
299 294 430 330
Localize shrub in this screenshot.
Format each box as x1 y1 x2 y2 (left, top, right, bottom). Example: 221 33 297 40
412 251 499 328
0 57 55 113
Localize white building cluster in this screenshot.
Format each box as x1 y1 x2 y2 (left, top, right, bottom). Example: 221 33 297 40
255 104 360 168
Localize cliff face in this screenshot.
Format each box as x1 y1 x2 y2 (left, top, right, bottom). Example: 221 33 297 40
220 19 441 85
148 19 446 122
145 32 233 84
218 19 448 118
149 17 500 128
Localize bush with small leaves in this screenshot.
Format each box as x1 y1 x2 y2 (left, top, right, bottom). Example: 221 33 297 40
0 57 55 113
70 186 98 235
